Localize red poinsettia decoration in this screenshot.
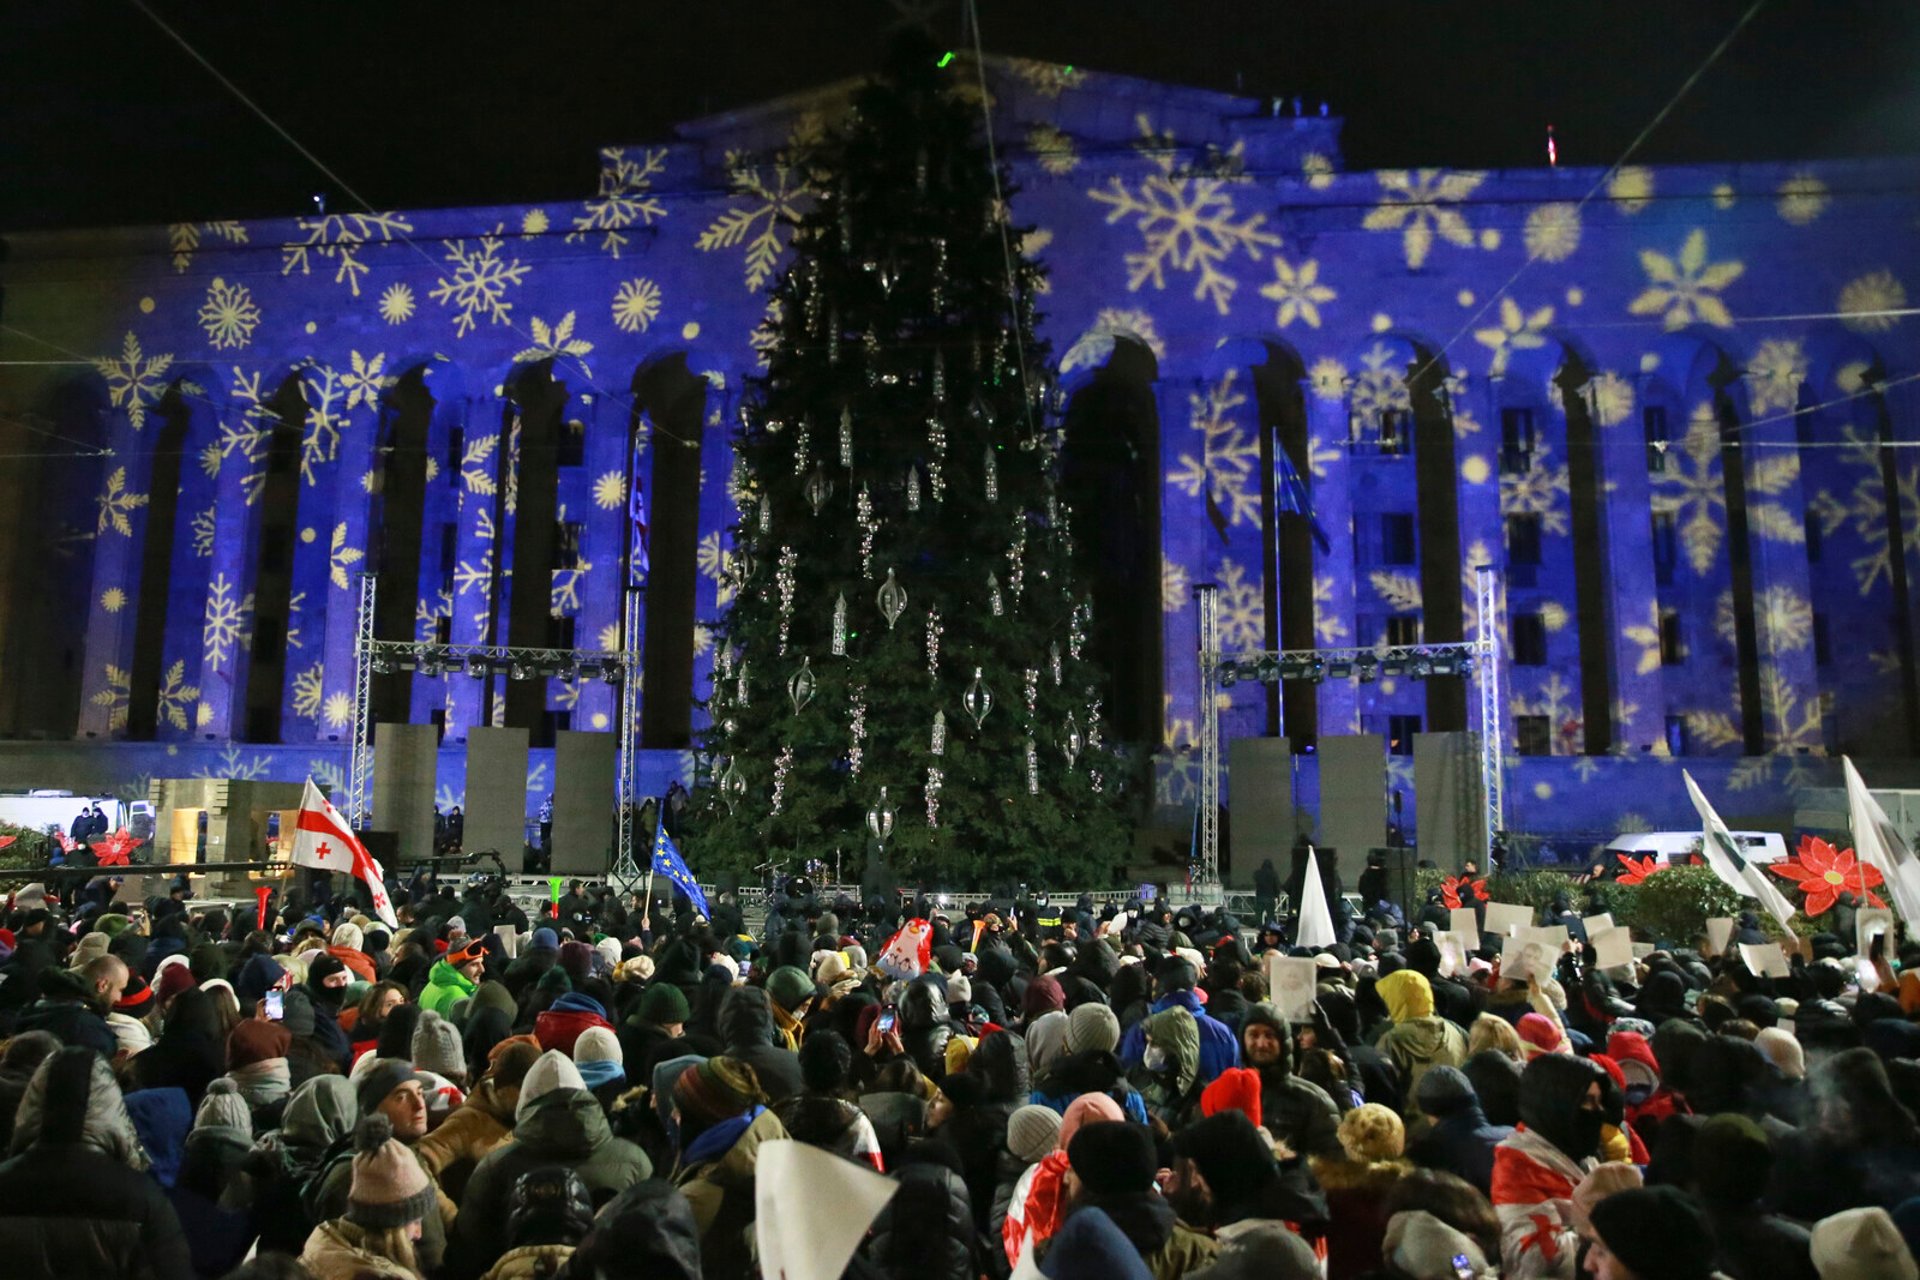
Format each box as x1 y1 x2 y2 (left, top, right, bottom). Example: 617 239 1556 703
1615 853 1664 885
55 829 77 855
1770 835 1885 915
1440 875 1488 910
90 828 139 867
0 836 15 851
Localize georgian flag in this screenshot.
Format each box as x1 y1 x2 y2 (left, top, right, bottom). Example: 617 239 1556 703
291 778 397 928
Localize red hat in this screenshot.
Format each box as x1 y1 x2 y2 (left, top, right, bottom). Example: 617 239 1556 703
1199 1065 1264 1131
1605 1030 1662 1091
113 976 155 1016
155 961 197 1006
0 928 15 950
1518 1012 1563 1057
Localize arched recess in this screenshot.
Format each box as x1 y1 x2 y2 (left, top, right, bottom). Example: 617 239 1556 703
243 373 309 743
502 360 569 740
368 362 437 728
1059 335 1162 745
635 355 708 750
126 379 196 738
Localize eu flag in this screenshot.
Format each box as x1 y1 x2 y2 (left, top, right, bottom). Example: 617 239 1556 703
651 812 710 916
1276 447 1332 555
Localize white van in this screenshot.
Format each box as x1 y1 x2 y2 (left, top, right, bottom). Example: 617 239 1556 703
1604 829 1790 867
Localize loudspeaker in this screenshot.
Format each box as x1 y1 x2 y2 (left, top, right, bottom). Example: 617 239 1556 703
465 728 529 862
1228 737 1293 887
1414 731 1484 869
551 731 617 876
1319 734 1387 855
371 723 438 861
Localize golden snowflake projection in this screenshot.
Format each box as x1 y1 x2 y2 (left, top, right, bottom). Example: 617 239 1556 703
1259 255 1336 329
593 471 628 510
197 277 260 350
1652 404 1802 574
1587 371 1635 427
1837 269 1906 333
597 623 622 653
1167 369 1259 528
323 691 354 730
697 151 815 291
1745 338 1806 414
168 219 247 272
1474 296 1554 376
1775 172 1829 226
1539 601 1570 632
95 467 149 537
92 665 130 732
751 297 784 369
1313 575 1349 644
551 557 592 615
1214 558 1264 650
521 208 550 236
514 312 594 377
293 362 351 486
155 661 200 732
1059 307 1165 372
697 532 736 608
568 147 669 258
377 283 416 325
329 524 365 590
281 211 414 297
1370 569 1422 615
1628 229 1743 330
1697 669 1826 772
1350 342 1411 423
1807 428 1920 595
431 225 530 338
1715 585 1812 653
460 433 500 496
202 573 251 674
1607 166 1654 214
1361 169 1486 269
1308 357 1348 401
340 350 394 412
100 587 126 613
1025 123 1080 175
1302 153 1336 191
1523 203 1582 262
94 332 174 430
1510 672 1580 755
1161 559 1191 613
1005 57 1086 97
1302 435 1341 481
612 278 664 334
1087 115 1281 315
1501 444 1571 536
415 591 452 643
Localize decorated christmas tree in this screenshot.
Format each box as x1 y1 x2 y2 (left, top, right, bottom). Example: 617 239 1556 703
691 41 1131 887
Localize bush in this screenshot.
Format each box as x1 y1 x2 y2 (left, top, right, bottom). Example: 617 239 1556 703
1631 864 1744 947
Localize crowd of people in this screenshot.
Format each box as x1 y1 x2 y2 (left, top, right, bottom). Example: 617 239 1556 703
0 867 1918 1280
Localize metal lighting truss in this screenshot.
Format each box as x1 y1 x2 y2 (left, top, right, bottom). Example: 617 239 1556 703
349 574 643 877
1195 565 1505 884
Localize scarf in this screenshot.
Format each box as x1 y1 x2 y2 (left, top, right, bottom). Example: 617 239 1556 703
227 1057 292 1109
577 1058 626 1091
681 1104 764 1166
771 1001 804 1053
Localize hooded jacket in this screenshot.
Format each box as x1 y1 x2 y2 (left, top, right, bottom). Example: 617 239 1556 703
717 985 804 1100
1374 971 1469 1107
1066 1192 1218 1280
421 956 478 1016
1405 1065 1512 1194
16 966 117 1058
1238 1003 1342 1160
1117 987 1239 1084
942 1029 1034 1231
222 1073 357 1254
1491 1054 1603 1280
450 1084 652 1278
866 1161 978 1280
535 991 617 1057
899 978 956 1082
673 1105 789 1280
0 1046 194 1280
416 1075 521 1202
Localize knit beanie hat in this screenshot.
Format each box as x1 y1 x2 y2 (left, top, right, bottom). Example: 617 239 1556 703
1589 1186 1718 1280
1812 1206 1920 1280
517 1049 588 1121
357 1057 428 1117
1067 1002 1121 1055
638 983 691 1026
346 1114 437 1229
227 1018 292 1069
195 1077 253 1137
537 966 573 995
530 927 559 952
332 921 364 952
1008 1104 1063 1163
560 941 596 982
1059 1091 1124 1149
1172 1111 1278 1199
766 966 815 1012
1337 1102 1405 1162
113 975 155 1018
573 1026 625 1091
1068 1120 1157 1195
1693 1114 1771 1207
1200 1066 1264 1130
595 938 622 972
945 974 972 1005
155 956 197 1006
673 1056 765 1125
412 1010 466 1080
1754 1026 1806 1080
1569 1160 1644 1233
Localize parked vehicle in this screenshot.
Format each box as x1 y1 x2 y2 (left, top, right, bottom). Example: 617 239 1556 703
1603 828 1789 867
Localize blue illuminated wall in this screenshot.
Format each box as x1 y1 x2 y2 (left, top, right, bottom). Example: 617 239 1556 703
3 56 1919 856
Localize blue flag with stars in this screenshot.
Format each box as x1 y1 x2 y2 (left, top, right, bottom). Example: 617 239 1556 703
651 811 710 917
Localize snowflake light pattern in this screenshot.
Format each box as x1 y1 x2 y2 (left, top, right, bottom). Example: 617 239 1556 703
94 332 174 430
1026 123 1079 175
1259 255 1336 329
1501 445 1571 536
1608 167 1654 214
198 277 260 350
1587 372 1635 427
1837 270 1906 333
1087 115 1281 315
460 433 499 496
1167 369 1259 528
281 211 413 297
95 467 149 537
295 362 350 486
1474 296 1554 376
1214 558 1264 650
155 660 200 732
1361 169 1486 269
1621 603 1664 676
1351 342 1411 423
340 350 394 412
612 278 663 334
100 587 126 613
1523 203 1582 262
430 225 530 337
1161 559 1190 613
551 556 592 615
378 283 415 325
1652 404 1801 573
329 523 365 590
1060 307 1164 372
592 471 627 510
698 154 814 290
202 574 250 673
1746 339 1806 414
1775 173 1829 226
514 312 594 377
168 219 247 272
1308 357 1347 401
1629 229 1743 330
697 532 736 608
1808 429 1920 594
1715 585 1813 653
569 147 669 257
1511 672 1581 755
1313 575 1349 644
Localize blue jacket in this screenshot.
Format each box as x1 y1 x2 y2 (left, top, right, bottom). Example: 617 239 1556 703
1117 990 1240 1084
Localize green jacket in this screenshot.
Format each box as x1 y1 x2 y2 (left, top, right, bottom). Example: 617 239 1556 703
419 958 476 1015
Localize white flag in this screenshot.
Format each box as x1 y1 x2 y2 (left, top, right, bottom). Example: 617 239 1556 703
1844 756 1920 930
756 1139 897 1280
291 778 397 929
1683 770 1795 930
1295 845 1337 950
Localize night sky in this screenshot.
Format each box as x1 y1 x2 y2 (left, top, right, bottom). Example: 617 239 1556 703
6 0 1919 231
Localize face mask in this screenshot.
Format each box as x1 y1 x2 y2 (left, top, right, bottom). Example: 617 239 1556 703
1144 1044 1170 1073
1570 1107 1607 1159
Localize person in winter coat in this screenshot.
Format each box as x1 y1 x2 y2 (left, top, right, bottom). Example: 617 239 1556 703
311 1058 453 1270
1406 1064 1513 1195
478 1165 596 1280
222 1015 295 1127
619 981 691 1080
326 921 378 983
1059 1120 1217 1280
1166 1109 1329 1235
561 1178 704 1280
1374 970 1469 1109
301 1114 440 1280
18 958 121 1057
1491 1053 1606 1279
716 983 804 1100
224 1072 358 1255
125 985 225 1107
0 1029 58 1151
1772 1046 1920 1218
1238 1002 1344 1159
536 989 617 1057
898 976 956 1082
1131 1004 1202 1125
1311 1103 1415 1280
1585 1185 1722 1280
941 1027 1033 1232
0 1045 194 1280
421 942 485 1016
670 1055 790 1280
449 1049 654 1278
1117 957 1239 1085
771 1029 884 1168
1689 1113 1818 1280
867 1155 981 1280
417 1038 540 1203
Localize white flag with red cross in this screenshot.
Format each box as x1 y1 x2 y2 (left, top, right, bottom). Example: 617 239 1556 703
291 778 397 928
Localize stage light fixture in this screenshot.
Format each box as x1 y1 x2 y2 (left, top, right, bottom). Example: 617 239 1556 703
1357 661 1378 683
1382 656 1408 677
1326 659 1354 679
466 655 489 679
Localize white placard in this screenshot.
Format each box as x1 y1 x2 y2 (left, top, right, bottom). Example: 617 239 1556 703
1500 930 1558 984
1705 917 1735 955
1435 930 1471 979
1581 912 1615 937
1591 925 1634 971
1264 953 1319 1023
1483 901 1534 939
756 1139 898 1280
1739 941 1790 979
1449 907 1481 952
495 928 519 959
1858 908 1896 960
